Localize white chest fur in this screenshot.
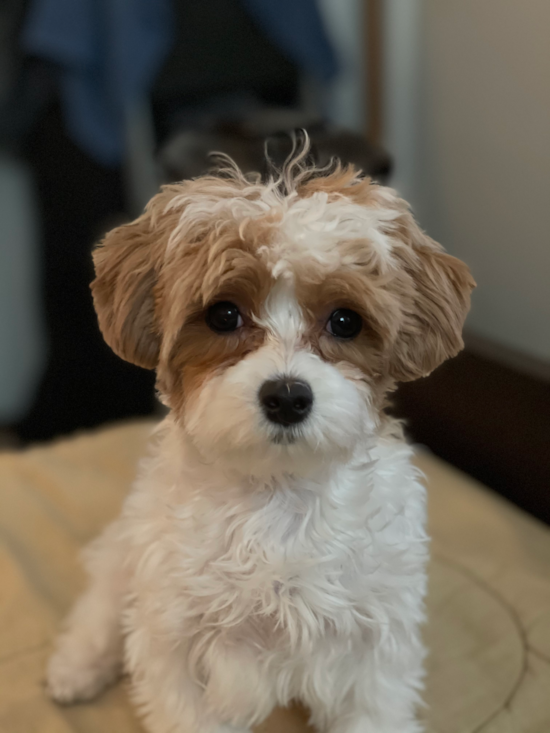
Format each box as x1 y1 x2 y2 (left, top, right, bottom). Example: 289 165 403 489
122 422 428 662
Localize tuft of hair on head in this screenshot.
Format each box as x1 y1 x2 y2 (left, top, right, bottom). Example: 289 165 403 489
202 130 363 206
262 129 343 196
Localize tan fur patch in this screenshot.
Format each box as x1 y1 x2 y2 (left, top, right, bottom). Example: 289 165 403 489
91 208 166 369
296 269 398 380
298 170 476 382
91 177 276 423
297 162 377 207
161 240 273 416
380 203 476 381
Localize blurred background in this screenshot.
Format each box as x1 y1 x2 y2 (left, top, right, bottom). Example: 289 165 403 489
0 0 548 521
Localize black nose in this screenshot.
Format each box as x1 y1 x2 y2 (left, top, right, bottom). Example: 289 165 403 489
259 378 313 426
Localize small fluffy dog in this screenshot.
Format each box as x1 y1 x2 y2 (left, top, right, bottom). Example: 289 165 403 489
47 140 474 733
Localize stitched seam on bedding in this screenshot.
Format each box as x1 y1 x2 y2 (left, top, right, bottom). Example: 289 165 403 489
8 464 94 543
0 528 69 614
529 646 550 665
0 641 49 666
432 549 528 733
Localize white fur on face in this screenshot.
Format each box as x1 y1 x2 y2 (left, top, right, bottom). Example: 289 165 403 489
183 274 376 478
267 191 399 276
167 180 399 277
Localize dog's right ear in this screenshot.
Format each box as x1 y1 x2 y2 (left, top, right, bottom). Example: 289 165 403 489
91 211 163 370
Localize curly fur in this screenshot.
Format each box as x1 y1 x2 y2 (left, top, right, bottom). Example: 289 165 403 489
47 137 474 733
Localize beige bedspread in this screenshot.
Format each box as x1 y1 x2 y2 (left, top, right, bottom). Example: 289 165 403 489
1 420 549 733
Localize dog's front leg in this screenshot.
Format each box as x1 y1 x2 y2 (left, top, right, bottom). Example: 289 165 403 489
128 639 259 733
306 634 426 733
47 521 128 703
313 690 425 733
320 677 425 733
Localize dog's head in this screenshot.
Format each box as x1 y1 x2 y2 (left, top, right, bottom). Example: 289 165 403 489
92 141 475 476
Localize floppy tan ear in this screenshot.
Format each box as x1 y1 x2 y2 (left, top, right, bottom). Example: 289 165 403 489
91 212 162 369
389 207 476 382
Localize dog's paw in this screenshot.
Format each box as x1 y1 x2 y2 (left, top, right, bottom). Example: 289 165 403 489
46 647 121 704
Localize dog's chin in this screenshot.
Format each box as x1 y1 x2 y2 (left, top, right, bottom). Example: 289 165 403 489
271 428 299 446
185 420 360 481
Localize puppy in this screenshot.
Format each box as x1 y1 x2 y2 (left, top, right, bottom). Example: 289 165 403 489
47 139 474 733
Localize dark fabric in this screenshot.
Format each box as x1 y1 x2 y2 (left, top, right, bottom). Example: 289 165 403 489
15 101 156 443
20 0 336 165
152 0 299 132
21 0 173 165
239 0 338 82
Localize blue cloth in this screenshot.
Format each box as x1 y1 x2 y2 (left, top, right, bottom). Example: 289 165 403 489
22 0 337 166
22 0 173 166
241 0 338 83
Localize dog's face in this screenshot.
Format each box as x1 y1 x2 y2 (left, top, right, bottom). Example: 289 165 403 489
92 156 474 476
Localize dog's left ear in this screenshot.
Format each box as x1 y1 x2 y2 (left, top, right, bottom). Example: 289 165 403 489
385 198 476 382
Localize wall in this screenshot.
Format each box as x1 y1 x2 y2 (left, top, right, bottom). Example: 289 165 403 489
317 0 365 131
384 0 550 364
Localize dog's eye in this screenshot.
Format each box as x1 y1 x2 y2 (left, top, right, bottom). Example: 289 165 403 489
206 302 243 333
326 309 362 339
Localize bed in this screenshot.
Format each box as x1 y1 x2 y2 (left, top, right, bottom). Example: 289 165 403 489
1 420 549 732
